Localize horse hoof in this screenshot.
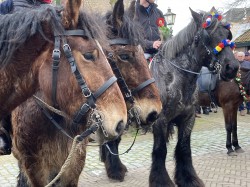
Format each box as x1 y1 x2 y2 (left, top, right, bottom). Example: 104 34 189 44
235 147 244 153
107 163 127 182
227 151 237 156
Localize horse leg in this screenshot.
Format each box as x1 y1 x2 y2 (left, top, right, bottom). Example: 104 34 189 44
149 119 174 187
231 109 244 153
174 115 204 187
100 136 127 181
17 162 29 187
223 107 236 156
18 158 50 187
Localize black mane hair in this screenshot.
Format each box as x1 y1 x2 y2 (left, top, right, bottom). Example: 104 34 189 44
0 5 64 68
77 10 109 50
105 11 145 47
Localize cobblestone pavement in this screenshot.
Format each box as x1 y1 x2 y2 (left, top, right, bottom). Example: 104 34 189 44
0 108 250 187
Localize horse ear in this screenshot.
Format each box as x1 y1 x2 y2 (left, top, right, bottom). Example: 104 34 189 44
210 6 218 14
128 0 136 19
112 0 124 29
61 0 84 29
189 7 202 26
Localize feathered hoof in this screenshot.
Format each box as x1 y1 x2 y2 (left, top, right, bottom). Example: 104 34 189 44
227 150 237 156
107 163 128 182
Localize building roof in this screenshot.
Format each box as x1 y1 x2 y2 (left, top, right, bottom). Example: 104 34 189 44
224 8 250 23
234 29 250 47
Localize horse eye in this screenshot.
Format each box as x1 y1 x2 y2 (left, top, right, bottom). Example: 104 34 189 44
83 52 95 61
118 54 130 61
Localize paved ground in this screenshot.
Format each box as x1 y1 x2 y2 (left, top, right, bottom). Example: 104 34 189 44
0 108 250 187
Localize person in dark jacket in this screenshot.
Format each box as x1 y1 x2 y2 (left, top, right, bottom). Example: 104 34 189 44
0 0 51 14
135 0 166 55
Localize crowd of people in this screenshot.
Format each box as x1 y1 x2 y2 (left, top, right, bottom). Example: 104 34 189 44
235 50 250 116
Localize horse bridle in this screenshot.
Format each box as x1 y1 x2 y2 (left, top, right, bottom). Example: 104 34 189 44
107 38 155 127
194 28 222 73
36 29 119 140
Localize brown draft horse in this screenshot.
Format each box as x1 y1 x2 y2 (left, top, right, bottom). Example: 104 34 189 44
198 68 250 156
0 3 65 155
97 0 162 181
8 0 128 186
0 4 64 119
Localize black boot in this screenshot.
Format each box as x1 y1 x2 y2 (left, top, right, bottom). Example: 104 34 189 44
202 107 210 115
0 127 12 155
0 115 12 155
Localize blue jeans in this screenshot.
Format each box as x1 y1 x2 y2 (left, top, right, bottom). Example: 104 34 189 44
246 102 250 111
239 102 250 111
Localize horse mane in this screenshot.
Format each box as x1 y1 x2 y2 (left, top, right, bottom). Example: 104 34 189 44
161 11 220 60
104 10 145 47
161 20 198 60
78 10 109 50
0 5 64 68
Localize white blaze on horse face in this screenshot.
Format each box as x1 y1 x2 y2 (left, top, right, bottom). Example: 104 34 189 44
95 40 109 64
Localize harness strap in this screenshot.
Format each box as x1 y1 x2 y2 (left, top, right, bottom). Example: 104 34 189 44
63 43 95 103
64 30 85 36
51 36 61 107
72 76 117 126
131 78 155 95
93 76 117 99
36 100 73 139
107 53 134 104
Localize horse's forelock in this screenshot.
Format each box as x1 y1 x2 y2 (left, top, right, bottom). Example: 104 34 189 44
78 11 109 51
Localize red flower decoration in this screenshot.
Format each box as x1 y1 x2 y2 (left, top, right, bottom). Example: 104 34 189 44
218 43 224 48
156 18 165 27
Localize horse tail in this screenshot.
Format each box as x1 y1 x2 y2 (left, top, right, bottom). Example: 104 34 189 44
0 0 14 15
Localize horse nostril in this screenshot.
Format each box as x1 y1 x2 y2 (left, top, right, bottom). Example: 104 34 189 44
146 111 158 123
116 120 124 135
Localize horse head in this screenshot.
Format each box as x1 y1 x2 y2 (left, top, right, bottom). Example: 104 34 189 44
38 0 127 142
104 0 162 129
190 8 239 80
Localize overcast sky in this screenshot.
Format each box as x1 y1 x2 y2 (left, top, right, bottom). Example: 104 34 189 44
156 0 231 35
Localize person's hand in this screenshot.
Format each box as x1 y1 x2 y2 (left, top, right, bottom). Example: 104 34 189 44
153 40 162 49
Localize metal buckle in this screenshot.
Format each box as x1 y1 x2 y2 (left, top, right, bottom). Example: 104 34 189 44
91 110 108 137
63 44 71 52
52 49 61 59
83 88 92 98
125 90 132 98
